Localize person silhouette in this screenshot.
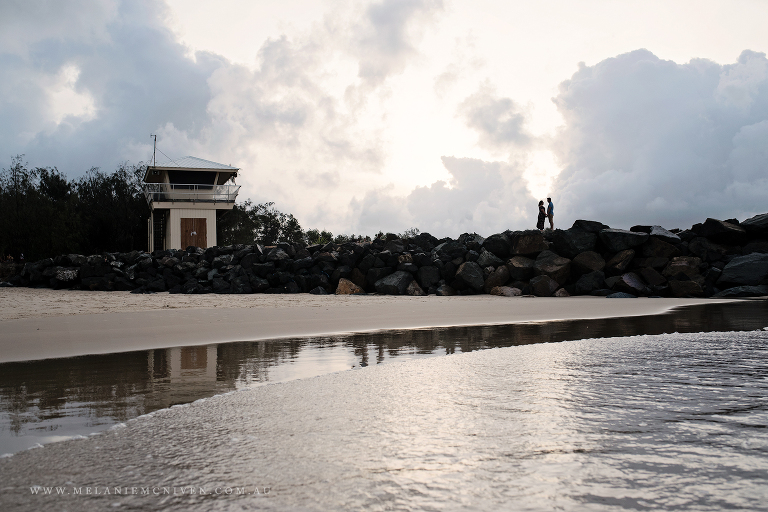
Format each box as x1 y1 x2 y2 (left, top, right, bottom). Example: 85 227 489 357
537 201 546 231
547 197 554 230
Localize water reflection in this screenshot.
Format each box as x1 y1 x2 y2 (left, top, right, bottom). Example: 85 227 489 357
1 300 766 455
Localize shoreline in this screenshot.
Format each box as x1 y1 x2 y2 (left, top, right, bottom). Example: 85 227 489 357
0 288 738 364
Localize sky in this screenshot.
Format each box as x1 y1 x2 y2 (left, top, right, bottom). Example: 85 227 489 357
2 0 768 237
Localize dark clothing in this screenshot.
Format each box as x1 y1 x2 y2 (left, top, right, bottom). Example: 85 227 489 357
537 205 546 230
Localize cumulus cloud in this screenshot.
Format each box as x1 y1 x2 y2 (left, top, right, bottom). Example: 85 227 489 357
350 155 536 237
458 84 531 153
551 49 768 229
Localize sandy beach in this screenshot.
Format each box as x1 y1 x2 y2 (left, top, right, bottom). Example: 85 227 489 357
0 288 733 363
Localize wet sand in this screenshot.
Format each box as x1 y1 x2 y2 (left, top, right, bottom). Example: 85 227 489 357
0 288 733 363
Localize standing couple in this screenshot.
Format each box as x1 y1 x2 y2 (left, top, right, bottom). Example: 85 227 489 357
537 198 554 231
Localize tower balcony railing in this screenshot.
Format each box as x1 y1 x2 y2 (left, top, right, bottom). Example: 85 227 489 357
143 183 240 204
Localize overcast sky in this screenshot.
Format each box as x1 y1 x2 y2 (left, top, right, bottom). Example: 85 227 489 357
2 0 767 236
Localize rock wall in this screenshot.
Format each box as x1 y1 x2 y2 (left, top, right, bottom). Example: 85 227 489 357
4 214 768 298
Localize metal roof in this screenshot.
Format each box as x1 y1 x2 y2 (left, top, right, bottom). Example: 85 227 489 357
151 156 239 171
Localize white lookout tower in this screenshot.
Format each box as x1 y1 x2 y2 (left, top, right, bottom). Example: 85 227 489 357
143 156 240 251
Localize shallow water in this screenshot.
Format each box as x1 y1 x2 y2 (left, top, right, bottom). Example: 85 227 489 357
1 329 767 511
1 300 767 455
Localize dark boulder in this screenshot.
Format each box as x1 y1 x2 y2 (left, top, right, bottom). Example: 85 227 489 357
533 250 571 285
632 225 681 244
50 268 79 289
662 256 703 280
687 237 729 263
482 233 512 259
506 256 535 281
508 230 548 256
436 284 456 296
477 249 504 268
458 233 485 251
383 239 405 254
375 271 414 295
740 213 768 235
575 271 606 295
309 286 329 295
483 265 510 293
412 232 440 252
699 218 748 245
292 257 314 272
638 267 666 287
599 229 649 252
641 238 681 259
417 266 441 290
572 219 610 233
405 280 426 296
742 240 768 255
230 276 252 294
717 253 768 287
613 272 648 296
669 280 704 297
572 251 605 276
367 267 394 288
550 229 597 259
266 248 291 262
712 285 768 298
605 249 635 276
249 276 270 293
432 241 467 262
530 275 559 297
452 262 484 292
606 292 637 298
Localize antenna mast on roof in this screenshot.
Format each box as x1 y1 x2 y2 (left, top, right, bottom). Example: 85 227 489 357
150 134 157 166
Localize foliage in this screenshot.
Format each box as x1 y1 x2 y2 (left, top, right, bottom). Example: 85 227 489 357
217 201 306 246
0 156 149 261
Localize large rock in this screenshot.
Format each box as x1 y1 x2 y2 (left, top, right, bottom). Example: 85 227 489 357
605 249 635 276
530 275 559 297
508 230 548 256
698 218 748 244
482 233 512 259
662 256 703 280
572 251 605 276
638 267 666 287
641 237 681 259
416 266 441 290
550 229 597 259
375 271 413 295
432 241 467 262
712 285 768 297
412 232 440 251
741 213 768 235
436 284 456 296
742 240 768 255
669 280 704 297
483 265 510 293
575 271 606 295
717 253 768 287
405 280 426 296
383 239 405 254
452 261 484 291
367 267 394 288
599 229 649 252
613 272 648 296
336 278 365 295
533 250 571 285
489 286 522 297
572 220 610 233
631 225 681 244
687 237 729 263
506 256 535 281
477 249 504 268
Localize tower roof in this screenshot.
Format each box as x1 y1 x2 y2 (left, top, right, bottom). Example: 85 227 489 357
150 156 239 171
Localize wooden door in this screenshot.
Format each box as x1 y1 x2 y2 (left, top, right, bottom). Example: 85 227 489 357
180 218 208 249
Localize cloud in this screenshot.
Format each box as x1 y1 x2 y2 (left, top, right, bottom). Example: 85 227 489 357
551 49 768 229
351 155 536 237
352 0 444 87
458 84 531 152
